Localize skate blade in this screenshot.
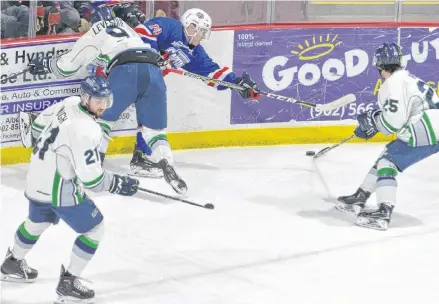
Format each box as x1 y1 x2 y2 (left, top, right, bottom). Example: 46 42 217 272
54 295 95 304
129 167 163 179
170 180 188 196
128 171 163 179
334 202 362 215
1 273 36 283
355 217 388 231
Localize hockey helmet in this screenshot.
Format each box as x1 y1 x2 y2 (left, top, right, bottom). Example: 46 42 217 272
373 43 403 71
180 8 212 41
79 4 116 24
80 76 113 109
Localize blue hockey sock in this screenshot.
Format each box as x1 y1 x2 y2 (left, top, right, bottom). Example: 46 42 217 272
136 131 152 155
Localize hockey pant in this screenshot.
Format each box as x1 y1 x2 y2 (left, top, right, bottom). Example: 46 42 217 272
99 62 173 164
12 197 104 277
359 139 439 205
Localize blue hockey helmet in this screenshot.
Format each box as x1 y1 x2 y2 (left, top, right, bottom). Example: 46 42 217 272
373 43 403 71
80 76 113 111
90 5 115 24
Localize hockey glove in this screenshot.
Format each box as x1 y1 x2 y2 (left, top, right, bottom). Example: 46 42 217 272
113 4 146 28
109 174 139 196
28 57 53 76
235 72 261 99
354 109 381 140
158 50 171 69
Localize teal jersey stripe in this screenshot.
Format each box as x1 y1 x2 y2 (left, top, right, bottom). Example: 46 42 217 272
83 173 104 188
52 171 62 207
98 122 112 133
422 112 437 145
32 121 45 131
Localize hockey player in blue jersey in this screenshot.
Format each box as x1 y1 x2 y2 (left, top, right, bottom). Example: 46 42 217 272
22 4 260 194
127 7 261 178
24 4 189 196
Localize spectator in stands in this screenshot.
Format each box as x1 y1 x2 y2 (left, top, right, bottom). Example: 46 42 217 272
18 1 61 36
37 3 61 35
1 1 30 38
36 1 45 34
40 2 78 34
154 0 179 20
55 1 81 34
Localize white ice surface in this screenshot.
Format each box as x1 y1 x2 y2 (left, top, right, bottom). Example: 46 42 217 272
1 143 439 304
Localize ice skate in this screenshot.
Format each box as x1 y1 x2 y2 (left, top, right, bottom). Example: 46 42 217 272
356 203 394 231
335 188 371 215
130 148 163 178
159 158 188 195
54 265 95 304
0 248 38 283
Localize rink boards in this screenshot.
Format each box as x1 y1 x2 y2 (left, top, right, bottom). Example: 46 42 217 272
1 23 439 165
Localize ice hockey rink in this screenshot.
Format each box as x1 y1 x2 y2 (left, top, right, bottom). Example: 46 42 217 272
1 143 439 304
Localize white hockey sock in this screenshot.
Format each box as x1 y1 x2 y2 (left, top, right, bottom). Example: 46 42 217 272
360 166 378 193
68 222 104 277
375 159 398 206
12 219 51 260
140 126 173 164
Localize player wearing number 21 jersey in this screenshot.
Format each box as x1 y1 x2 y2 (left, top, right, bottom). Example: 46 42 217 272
1 76 140 304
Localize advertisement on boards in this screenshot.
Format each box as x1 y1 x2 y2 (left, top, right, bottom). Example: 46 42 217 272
231 27 439 125
0 40 137 146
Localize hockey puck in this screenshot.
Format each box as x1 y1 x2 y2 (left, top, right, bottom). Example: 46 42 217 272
204 203 215 210
306 151 316 156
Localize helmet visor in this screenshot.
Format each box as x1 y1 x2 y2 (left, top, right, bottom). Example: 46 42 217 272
89 94 113 109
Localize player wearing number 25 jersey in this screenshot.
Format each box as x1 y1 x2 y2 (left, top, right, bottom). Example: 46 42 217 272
335 42 439 230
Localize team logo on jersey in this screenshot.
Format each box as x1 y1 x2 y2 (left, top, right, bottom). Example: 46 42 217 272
149 24 162 36
171 41 192 53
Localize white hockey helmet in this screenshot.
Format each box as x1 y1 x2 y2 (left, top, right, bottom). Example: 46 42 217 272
180 8 212 41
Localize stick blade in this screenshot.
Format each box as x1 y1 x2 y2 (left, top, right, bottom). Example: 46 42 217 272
316 93 356 111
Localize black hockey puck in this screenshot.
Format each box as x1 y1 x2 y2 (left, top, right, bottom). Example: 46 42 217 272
306 151 316 156
204 203 215 210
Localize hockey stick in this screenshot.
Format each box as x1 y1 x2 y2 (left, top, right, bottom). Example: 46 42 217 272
313 135 356 159
165 68 356 111
137 186 215 210
4 67 31 82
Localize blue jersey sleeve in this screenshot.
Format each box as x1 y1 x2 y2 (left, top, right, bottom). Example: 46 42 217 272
136 17 181 52
182 45 237 91
137 17 238 91
134 23 160 50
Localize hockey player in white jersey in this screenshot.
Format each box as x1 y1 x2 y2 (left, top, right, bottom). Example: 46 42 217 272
26 4 188 196
1 76 140 304
336 42 439 230
20 97 86 149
